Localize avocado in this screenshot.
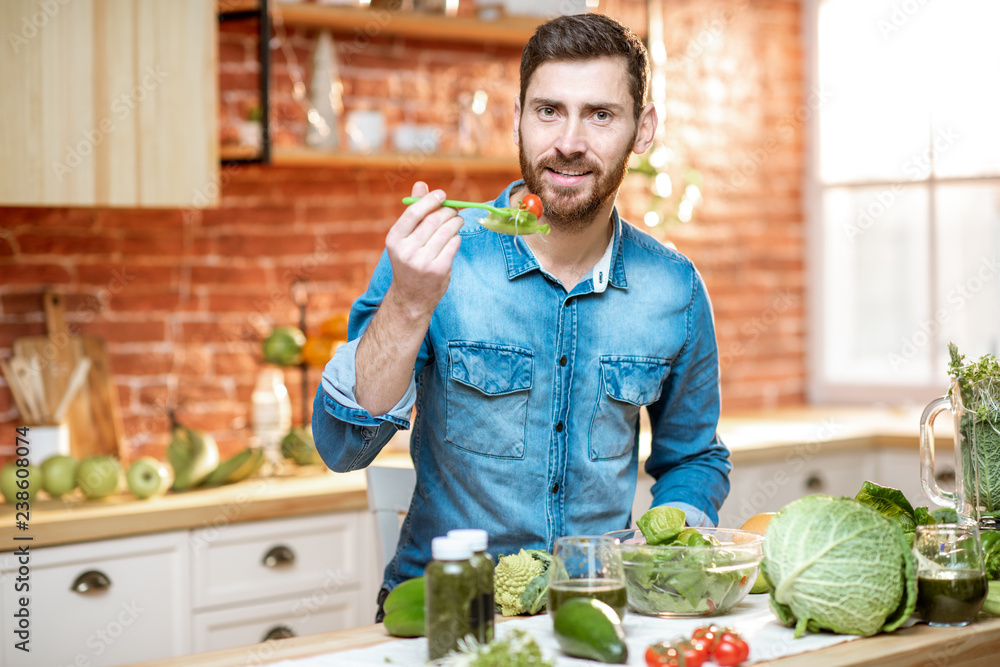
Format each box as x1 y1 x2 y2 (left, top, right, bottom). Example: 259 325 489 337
553 598 628 664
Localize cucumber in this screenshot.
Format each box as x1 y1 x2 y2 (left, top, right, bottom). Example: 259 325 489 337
383 576 425 616
383 605 425 638
553 598 627 664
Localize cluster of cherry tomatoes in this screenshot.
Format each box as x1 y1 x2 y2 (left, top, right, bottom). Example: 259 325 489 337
644 625 750 667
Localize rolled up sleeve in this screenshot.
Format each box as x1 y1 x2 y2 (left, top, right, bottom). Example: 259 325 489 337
311 251 424 472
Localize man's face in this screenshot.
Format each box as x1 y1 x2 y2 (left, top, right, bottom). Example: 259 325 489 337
514 57 647 232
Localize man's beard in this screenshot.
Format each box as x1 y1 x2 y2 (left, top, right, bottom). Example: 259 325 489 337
518 130 635 234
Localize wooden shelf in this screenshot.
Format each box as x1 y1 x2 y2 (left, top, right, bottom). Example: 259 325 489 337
270 145 519 171
219 144 262 161
220 144 519 171
271 3 543 47
220 1 542 47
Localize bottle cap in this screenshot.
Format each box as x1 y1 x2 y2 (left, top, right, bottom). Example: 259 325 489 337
447 529 488 553
432 536 472 561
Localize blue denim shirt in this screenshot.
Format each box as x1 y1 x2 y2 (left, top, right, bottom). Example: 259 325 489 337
313 181 730 591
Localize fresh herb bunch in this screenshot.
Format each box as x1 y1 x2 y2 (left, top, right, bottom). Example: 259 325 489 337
947 342 1000 518
437 629 554 667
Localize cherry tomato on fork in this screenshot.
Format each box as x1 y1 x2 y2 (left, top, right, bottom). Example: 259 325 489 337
520 193 543 218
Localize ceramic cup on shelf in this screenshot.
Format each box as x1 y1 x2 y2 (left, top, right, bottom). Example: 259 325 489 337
345 110 386 153
25 423 71 466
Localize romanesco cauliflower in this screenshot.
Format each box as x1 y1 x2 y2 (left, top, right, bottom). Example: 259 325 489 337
493 549 552 616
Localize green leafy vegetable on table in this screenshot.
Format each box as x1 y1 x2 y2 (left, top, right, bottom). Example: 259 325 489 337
494 549 552 616
762 494 917 638
437 629 554 667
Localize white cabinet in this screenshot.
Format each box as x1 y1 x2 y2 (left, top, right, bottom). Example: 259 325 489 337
0 509 380 666
634 443 893 529
871 447 950 509
717 447 877 528
191 588 360 654
189 512 372 652
0 530 190 667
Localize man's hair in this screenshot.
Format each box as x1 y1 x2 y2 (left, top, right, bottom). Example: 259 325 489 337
519 14 650 123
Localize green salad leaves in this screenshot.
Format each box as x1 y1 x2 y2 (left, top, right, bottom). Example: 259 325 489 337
622 507 758 616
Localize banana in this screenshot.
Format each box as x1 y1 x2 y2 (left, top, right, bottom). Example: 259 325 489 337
227 447 265 483
167 413 220 491
202 449 252 487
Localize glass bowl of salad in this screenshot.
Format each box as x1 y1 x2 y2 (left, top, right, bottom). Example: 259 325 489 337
605 527 765 617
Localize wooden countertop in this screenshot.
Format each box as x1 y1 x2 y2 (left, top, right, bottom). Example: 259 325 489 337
0 464 374 551
1 405 938 551
129 611 1000 667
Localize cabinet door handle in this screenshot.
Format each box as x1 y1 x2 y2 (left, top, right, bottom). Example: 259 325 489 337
805 474 825 492
71 570 112 595
262 545 296 568
262 625 295 641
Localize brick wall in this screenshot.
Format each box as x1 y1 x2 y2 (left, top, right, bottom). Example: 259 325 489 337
0 0 805 462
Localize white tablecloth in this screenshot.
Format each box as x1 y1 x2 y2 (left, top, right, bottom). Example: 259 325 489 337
268 595 871 666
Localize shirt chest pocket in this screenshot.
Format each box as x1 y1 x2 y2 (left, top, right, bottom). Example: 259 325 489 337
445 342 533 459
589 356 670 461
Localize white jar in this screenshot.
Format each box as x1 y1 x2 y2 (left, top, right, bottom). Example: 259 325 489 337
251 367 291 453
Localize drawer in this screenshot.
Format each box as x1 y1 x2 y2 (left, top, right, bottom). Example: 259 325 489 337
719 448 876 528
191 587 361 654
0 531 190 667
191 512 361 610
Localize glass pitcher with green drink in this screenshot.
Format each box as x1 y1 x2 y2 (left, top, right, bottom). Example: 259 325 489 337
920 344 1000 533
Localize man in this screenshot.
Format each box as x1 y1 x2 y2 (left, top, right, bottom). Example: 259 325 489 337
313 13 731 616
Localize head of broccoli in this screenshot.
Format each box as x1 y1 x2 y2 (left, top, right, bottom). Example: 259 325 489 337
493 549 552 616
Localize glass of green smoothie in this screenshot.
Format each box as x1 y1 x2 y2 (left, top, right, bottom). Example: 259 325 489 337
548 535 627 622
913 523 988 627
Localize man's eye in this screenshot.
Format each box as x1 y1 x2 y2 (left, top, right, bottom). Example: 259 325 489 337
540 107 555 117
595 111 611 121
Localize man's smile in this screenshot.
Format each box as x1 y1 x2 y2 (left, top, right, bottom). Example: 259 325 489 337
544 164 594 188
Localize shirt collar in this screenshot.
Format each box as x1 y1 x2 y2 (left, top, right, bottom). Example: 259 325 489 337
494 180 628 291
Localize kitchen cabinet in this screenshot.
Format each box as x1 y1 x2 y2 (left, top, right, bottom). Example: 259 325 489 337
0 530 191 667
0 509 379 666
632 438 933 528
0 0 218 207
190 511 378 652
717 447 878 528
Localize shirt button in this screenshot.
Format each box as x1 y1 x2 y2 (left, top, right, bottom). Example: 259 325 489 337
559 356 567 366
555 421 564 432
551 483 559 493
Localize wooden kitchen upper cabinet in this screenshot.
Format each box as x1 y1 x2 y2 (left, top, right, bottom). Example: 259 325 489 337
0 0 218 207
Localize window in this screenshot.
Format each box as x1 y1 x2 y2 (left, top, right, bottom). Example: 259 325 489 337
808 0 1000 402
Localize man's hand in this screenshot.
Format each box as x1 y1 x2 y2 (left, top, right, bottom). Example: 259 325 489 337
353 182 463 416
383 182 463 319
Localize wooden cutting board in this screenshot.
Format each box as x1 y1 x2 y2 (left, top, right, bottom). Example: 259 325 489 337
12 292 125 461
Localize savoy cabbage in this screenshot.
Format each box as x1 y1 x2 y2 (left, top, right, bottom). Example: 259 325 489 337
761 495 917 638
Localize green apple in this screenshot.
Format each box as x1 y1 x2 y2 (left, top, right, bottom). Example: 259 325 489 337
0 463 43 503
76 456 123 500
126 456 173 499
41 455 78 498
